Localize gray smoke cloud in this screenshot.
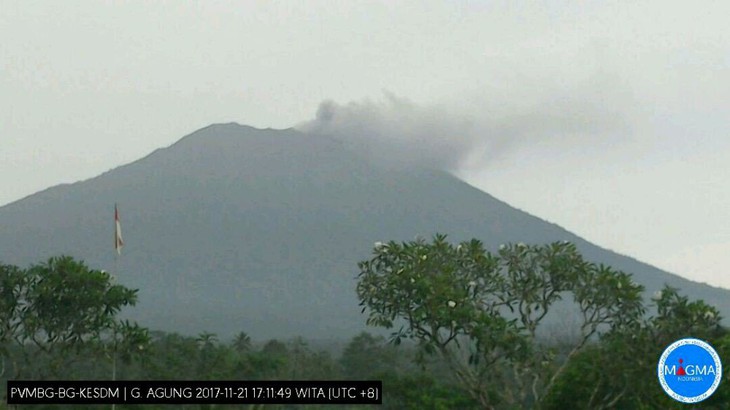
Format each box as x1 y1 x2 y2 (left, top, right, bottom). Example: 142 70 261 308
298 93 475 171
297 76 636 172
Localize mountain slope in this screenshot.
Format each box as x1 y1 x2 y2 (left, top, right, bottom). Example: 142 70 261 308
1 123 727 339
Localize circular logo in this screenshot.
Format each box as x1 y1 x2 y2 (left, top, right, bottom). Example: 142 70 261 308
657 338 722 403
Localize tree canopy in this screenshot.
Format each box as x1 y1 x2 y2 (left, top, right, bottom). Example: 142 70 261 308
356 235 727 409
0 256 148 378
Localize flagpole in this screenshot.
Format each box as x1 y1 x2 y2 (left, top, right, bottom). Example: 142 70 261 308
113 251 118 386
112 204 121 410
111 254 117 410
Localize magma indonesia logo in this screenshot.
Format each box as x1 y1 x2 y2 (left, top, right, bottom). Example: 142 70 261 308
657 338 722 403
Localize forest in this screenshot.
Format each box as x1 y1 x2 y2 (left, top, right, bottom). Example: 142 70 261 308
1 237 727 409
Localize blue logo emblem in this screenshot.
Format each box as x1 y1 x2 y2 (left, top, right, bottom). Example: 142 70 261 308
657 338 722 403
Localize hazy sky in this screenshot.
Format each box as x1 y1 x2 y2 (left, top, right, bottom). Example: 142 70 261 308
2 1 729 289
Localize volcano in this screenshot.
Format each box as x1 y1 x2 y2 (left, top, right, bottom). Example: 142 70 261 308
1 123 727 339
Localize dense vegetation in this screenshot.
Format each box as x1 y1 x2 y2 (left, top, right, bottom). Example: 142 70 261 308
0 237 728 409
356 236 729 408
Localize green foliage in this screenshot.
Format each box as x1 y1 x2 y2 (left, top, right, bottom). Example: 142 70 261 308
139 332 200 379
704 333 730 407
0 263 27 378
650 286 723 343
381 372 479 409
0 256 144 378
233 331 252 353
0 264 26 345
544 286 728 409
340 332 399 379
22 257 137 346
356 235 649 408
2 252 726 409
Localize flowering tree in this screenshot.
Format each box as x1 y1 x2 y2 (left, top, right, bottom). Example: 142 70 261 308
356 234 645 409
544 286 726 409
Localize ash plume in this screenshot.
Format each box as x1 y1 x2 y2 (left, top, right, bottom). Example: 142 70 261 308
298 94 476 171
298 78 635 172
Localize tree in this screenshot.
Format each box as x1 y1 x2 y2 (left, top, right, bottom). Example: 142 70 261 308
196 331 219 348
340 332 399 379
544 286 727 409
233 331 252 354
1 256 145 378
99 319 150 381
253 339 289 379
704 332 730 407
0 263 29 378
194 332 238 379
356 235 645 409
381 372 479 409
141 332 200 379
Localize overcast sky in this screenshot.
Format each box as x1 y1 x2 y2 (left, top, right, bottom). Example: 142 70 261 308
2 1 729 289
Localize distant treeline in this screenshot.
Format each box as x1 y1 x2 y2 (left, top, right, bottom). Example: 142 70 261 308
1 329 475 409
1 237 729 409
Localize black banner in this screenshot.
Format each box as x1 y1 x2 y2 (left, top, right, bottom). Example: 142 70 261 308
7 380 382 405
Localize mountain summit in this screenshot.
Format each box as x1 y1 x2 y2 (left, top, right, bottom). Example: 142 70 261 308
1 123 727 339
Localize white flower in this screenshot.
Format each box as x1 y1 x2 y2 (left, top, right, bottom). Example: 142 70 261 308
457 244 463 251
652 290 663 300
467 280 477 287
374 241 384 249
447 300 457 308
704 310 715 320
499 244 506 250
517 242 526 248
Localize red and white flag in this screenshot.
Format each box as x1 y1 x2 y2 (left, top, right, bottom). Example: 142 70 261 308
115 204 124 255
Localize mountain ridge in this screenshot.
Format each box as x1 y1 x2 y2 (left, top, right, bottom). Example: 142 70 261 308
1 123 727 339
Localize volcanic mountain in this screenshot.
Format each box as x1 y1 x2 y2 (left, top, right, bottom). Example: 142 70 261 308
1 123 727 339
